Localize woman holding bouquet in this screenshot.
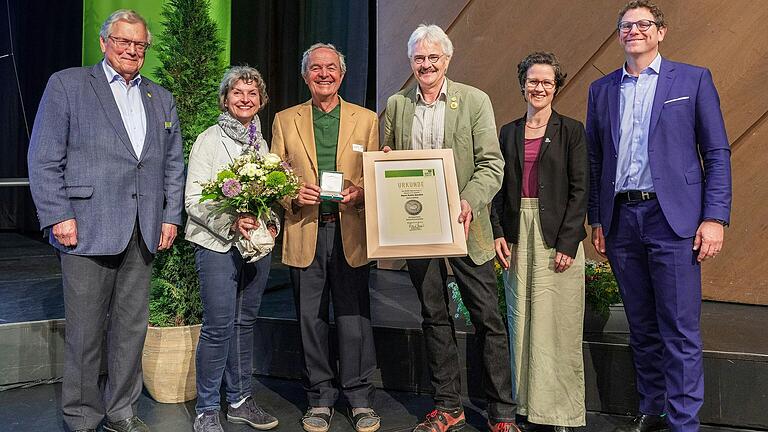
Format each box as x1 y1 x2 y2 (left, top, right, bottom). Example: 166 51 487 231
184 66 280 432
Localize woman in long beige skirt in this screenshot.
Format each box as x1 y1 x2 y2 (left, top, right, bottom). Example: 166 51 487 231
490 52 589 432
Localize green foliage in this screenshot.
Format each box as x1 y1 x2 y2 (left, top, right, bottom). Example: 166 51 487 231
149 241 202 327
149 0 225 326
585 259 622 317
154 0 226 161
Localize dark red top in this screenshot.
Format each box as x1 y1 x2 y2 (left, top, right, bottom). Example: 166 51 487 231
522 137 543 198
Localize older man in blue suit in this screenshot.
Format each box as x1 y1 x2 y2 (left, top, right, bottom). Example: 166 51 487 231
586 2 732 432
27 10 184 432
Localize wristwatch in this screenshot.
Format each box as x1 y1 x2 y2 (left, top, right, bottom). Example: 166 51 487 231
706 218 729 227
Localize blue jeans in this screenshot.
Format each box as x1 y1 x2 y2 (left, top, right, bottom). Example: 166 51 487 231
194 246 271 414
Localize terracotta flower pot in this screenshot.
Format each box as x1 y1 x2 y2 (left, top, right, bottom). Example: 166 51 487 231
142 324 201 403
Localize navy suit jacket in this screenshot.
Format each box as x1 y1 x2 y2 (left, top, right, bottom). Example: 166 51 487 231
586 58 732 238
28 62 185 255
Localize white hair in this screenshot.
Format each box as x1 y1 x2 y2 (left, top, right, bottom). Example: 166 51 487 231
300 43 347 76
99 9 152 45
407 24 453 59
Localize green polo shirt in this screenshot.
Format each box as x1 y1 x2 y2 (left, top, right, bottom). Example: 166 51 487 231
313 104 341 214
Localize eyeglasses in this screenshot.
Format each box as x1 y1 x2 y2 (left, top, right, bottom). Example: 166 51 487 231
412 54 443 64
618 19 658 33
108 36 150 53
525 79 556 90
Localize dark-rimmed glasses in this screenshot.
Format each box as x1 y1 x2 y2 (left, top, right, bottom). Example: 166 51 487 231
618 19 658 33
525 79 556 90
108 36 150 53
412 54 443 64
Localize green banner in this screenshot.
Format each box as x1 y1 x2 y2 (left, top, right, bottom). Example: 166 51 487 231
82 0 230 82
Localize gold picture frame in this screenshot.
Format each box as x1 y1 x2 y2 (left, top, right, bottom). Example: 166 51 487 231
363 149 467 260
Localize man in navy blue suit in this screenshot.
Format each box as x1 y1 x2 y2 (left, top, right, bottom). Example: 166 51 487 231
586 2 732 432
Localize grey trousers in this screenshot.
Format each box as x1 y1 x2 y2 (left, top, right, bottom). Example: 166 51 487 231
289 220 376 408
59 226 153 430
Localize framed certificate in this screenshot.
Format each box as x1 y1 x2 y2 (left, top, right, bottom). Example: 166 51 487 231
363 149 467 259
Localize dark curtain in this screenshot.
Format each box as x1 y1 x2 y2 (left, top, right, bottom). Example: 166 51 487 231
231 0 374 142
0 0 83 231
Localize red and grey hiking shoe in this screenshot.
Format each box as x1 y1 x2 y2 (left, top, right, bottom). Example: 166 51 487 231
413 408 466 432
488 421 522 432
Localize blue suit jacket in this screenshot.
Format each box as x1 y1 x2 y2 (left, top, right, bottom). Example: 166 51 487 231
28 62 185 255
586 58 732 238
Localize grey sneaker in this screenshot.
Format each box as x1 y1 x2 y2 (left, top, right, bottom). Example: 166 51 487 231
193 411 223 432
227 397 279 430
103 416 149 432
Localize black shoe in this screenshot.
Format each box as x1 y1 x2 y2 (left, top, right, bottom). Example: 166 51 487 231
614 414 669 432
103 415 150 432
515 415 536 432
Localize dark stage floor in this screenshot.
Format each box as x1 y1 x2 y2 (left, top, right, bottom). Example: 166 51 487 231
0 377 759 432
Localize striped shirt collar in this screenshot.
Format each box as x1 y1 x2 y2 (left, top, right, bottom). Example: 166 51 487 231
416 78 448 104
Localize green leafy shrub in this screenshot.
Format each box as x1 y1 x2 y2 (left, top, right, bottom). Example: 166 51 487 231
149 241 202 326
585 259 622 317
148 0 225 327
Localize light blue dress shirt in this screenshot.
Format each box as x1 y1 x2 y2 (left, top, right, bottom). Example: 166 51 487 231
102 60 147 158
615 54 661 193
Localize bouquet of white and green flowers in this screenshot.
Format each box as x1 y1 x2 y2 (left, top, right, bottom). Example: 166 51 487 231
199 149 301 261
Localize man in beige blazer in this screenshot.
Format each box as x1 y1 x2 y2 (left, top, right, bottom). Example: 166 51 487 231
383 25 518 432
270 43 380 432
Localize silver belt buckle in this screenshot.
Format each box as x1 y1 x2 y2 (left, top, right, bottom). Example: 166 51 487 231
641 191 650 200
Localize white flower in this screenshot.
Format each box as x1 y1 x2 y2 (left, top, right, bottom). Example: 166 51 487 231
263 153 282 168
238 163 259 177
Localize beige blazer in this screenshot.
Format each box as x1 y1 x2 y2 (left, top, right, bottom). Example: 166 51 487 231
271 98 379 268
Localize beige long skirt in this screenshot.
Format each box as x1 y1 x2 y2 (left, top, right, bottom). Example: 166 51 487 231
503 198 585 426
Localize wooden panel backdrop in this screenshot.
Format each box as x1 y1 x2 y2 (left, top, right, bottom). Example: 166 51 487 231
377 0 768 305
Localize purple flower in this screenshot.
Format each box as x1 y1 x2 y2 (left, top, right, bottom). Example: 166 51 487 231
221 178 242 198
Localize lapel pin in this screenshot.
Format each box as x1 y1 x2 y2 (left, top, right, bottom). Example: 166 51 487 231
545 137 551 143
164 121 172 129
450 101 458 110
147 92 152 98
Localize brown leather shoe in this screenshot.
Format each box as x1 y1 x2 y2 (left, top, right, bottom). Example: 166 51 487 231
614 414 669 432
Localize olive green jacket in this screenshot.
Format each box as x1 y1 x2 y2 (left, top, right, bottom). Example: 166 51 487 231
383 78 504 264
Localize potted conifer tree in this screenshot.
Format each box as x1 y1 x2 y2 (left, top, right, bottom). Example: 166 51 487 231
141 0 225 403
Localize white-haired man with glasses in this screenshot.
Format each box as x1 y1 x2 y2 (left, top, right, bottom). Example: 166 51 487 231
28 9 184 432
383 24 519 432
